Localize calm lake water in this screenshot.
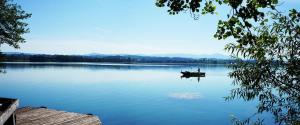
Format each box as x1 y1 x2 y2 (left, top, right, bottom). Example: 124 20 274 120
0 62 274 125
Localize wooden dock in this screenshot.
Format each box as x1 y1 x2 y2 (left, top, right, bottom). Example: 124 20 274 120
16 107 102 125
0 98 18 125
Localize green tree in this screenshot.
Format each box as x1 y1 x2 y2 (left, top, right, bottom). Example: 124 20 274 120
0 0 30 72
226 10 300 125
156 0 299 124
0 0 31 51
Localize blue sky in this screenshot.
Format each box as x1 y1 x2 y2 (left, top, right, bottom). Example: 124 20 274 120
2 0 299 55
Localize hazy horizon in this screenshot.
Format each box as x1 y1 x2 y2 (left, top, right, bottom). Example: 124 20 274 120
2 51 229 56
2 0 299 55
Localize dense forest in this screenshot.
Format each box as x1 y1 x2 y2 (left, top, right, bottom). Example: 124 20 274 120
1 53 236 64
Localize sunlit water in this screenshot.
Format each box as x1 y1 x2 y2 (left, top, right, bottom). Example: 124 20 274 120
0 63 274 125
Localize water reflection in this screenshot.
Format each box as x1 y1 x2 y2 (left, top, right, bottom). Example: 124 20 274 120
180 73 205 82
0 62 227 71
0 64 6 74
168 92 203 100
1 62 269 125
180 75 204 82
0 53 5 73
1 62 297 124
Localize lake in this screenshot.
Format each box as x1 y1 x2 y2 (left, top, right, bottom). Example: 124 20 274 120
0 62 274 125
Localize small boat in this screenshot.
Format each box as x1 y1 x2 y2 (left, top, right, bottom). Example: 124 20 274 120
181 68 205 77
181 71 205 76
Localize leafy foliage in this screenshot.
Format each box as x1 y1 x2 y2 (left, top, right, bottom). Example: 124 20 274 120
156 0 277 19
226 10 300 125
230 114 264 125
156 0 300 124
0 0 31 49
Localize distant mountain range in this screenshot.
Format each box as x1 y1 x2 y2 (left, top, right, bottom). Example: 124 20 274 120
86 53 231 59
3 52 231 59
149 53 230 59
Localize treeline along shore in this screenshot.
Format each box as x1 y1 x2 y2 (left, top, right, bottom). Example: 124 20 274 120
0 53 238 64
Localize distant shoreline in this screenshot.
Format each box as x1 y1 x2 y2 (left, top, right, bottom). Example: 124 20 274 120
1 53 236 65
0 61 232 66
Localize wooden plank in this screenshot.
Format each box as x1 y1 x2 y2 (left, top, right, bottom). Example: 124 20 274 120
0 98 19 125
17 108 63 121
16 107 101 125
60 116 101 125
15 107 34 114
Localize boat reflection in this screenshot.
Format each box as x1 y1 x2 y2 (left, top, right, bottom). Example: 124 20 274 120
180 68 206 82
